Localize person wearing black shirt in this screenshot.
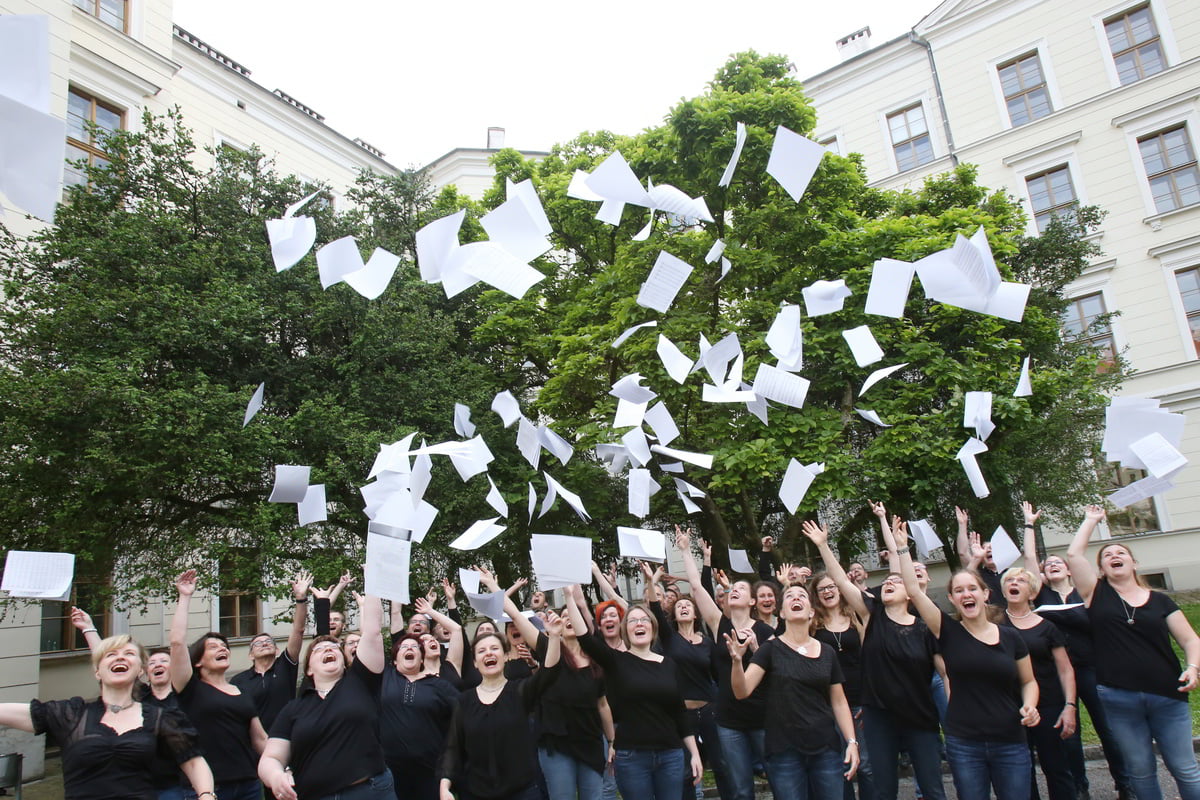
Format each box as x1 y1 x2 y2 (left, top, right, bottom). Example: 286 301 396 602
726 583 858 800
1065 504 1200 800
804 518 945 800
895 518 1039 800
170 570 269 800
381 634 460 800
439 603 565 800
0 634 216 800
260 591 393 799
1001 566 1076 800
232 572 311 732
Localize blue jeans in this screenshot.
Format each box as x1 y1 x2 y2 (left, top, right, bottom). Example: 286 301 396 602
1098 684 1200 800
540 747 604 800
459 784 541 800
1063 666 1128 792
614 748 684 800
317 770 395 800
716 725 765 800
159 788 188 800
843 707 878 800
188 780 261 800
766 748 845 800
944 735 1031 800
601 738 620 800
861 707 943 800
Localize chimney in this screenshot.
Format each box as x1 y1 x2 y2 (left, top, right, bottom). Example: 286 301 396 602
835 27 872 60
487 126 505 149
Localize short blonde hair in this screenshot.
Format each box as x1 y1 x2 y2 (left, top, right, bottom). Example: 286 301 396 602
91 634 147 673
1001 567 1043 597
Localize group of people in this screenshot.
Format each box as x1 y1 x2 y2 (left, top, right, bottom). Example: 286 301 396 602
2 501 1199 800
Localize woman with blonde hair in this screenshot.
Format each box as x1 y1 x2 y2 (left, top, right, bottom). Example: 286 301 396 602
0 634 215 799
1065 504 1200 800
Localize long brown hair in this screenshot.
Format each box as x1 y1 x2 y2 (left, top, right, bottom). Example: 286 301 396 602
810 572 865 635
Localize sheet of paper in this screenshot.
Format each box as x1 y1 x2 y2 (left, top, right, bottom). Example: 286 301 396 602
365 533 410 604
703 333 743 385
268 465 311 503
453 403 476 438
366 521 413 540
315 236 365 289
705 239 727 264
410 449 432 503
779 459 818 514
628 468 653 518
530 534 593 588
266 215 317 272
297 484 327 526
677 489 702 515
538 424 575 466
459 241 546 299
720 257 732 281
859 363 909 397
1129 432 1188 479
643 401 680 446
483 476 508 518
855 409 891 427
842 325 884 367
458 568 482 595
367 433 416 479
1109 474 1175 507
702 383 757 403
964 391 995 441
595 198 625 226
766 125 826 202
480 195 552 263
0 16 50 111
622 428 652 467
375 494 438 544
449 518 507 550
585 150 651 205
908 519 941 558
989 526 1021 573
407 440 476 458
650 444 714 470
657 335 694 384
415 209 465 283
343 247 401 300
544 473 591 521
753 364 811 409
610 373 657 404
865 258 915 318
464 589 506 621
647 183 713 223
613 398 648 429
1102 403 1186 469
719 122 748 187
956 438 990 498
728 548 755 574
618 527 667 562
242 382 265 428
802 279 852 317
766 304 804 371
1014 356 1032 397
567 169 605 202
508 177 554 234
744 384 769 425
527 482 537 523
982 282 1030 322
449 435 495 481
517 416 541 468
612 320 657 349
637 251 694 313
491 390 522 428
1 550 74 600
0 94 66 221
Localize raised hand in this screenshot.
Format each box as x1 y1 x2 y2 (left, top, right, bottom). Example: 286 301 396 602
413 596 434 616
674 524 692 552
175 569 198 598
699 538 712 565
761 535 774 553
442 577 456 599
775 563 795 586
801 519 828 547
723 631 749 660
69 606 94 632
890 516 910 550
955 506 970 530
869 500 887 520
713 569 731 590
968 531 985 561
1083 504 1106 524
544 609 565 637
1021 501 1041 526
292 570 313 602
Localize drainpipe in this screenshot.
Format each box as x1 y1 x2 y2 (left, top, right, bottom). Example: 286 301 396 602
909 31 959 166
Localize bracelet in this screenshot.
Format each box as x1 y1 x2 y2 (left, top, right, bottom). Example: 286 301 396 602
1065 701 1076 707
294 597 308 603
1024 523 1035 528
894 546 910 556
846 739 859 745
198 793 217 800
81 628 98 635
1187 664 1199 671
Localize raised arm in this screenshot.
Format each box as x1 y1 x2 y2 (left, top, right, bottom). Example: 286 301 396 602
169 569 197 693
1021 502 1043 578
70 606 102 651
870 501 894 563
1064 505 1105 603
758 537 778 585
640 561 664 607
955 506 972 564
328 571 352 606
892 518 943 636
676 526 722 634
354 591 385 674
286 571 312 663
415 595 463 674
590 562 628 610
801 519 869 618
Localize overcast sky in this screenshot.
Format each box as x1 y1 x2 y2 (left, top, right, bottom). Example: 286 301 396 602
171 1 935 169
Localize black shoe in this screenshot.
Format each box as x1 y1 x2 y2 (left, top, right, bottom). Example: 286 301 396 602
1117 788 1137 800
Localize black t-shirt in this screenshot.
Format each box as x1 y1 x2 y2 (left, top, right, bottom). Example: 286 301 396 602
269 657 387 797
1089 580 1185 701
751 638 844 756
230 651 299 731
1004 617 1068 708
142 690 187 790
713 617 775 730
1034 585 1094 667
379 669 459 768
578 630 690 750
858 592 940 730
937 611 1030 743
176 673 260 783
650 602 717 703
813 624 862 706
979 567 1005 607
531 633 607 775
30 697 202 800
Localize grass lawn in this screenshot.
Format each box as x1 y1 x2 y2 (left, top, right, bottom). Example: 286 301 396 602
1076 599 1200 744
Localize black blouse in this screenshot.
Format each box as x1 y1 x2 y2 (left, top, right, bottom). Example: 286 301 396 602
176 673 260 784
30 697 202 800
380 669 459 768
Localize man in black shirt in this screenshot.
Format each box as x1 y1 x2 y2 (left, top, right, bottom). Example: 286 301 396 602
231 572 311 731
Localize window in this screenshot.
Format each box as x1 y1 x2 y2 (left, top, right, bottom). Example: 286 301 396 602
1105 4 1165 85
1026 166 1079 232
818 136 842 157
218 556 261 639
1062 293 1117 369
73 0 128 32
1104 464 1161 536
887 104 934 172
1138 126 1199 213
65 88 123 188
1174 267 1200 356
998 53 1052 126
40 581 109 653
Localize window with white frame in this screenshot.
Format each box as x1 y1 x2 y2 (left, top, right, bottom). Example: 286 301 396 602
818 135 842 157
1062 292 1117 370
887 104 934 172
998 52 1052 126
1104 4 1166 85
65 87 123 188
1025 165 1079 232
1137 125 1199 214
73 0 128 33
1174 266 1200 357
1104 464 1161 535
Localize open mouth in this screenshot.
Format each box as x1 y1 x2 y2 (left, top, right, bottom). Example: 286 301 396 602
321 651 340 665
149 666 167 678
961 597 978 611
482 655 499 668
788 600 804 612
110 661 130 674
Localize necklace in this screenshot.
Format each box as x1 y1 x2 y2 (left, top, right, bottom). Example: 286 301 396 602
478 682 506 693
783 636 811 655
831 630 844 652
1006 608 1033 620
104 699 135 714
1118 595 1137 625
